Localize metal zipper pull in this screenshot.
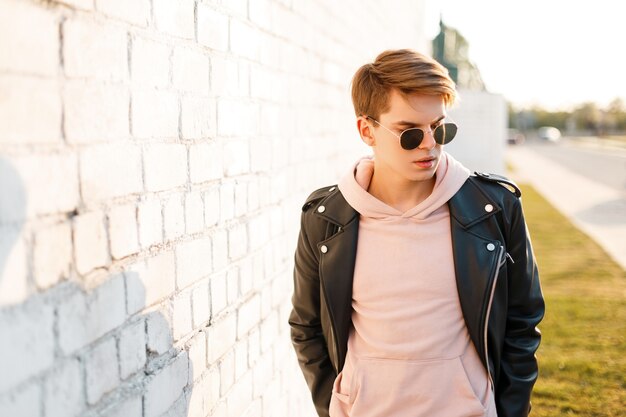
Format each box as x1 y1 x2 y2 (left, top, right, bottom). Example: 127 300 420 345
505 252 514 264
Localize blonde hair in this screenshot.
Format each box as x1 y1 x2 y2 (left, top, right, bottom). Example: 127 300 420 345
350 49 456 120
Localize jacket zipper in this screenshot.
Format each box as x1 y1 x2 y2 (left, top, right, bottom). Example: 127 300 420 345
319 242 341 375
484 244 506 391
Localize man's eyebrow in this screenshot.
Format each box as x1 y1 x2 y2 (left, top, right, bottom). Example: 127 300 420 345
392 115 445 127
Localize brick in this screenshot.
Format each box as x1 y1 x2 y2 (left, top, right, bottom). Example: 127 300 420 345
172 47 209 93
85 337 119 404
252 352 272 398
163 194 185 240
234 181 247 217
248 212 270 252
247 180 260 212
172 293 192 341
250 138 272 173
143 352 189 417
0 228 28 306
153 0 194 39
234 340 248 379
131 89 179 138
218 351 235 396
226 267 238 305
187 375 209 417
119 320 146 379
185 192 204 234
204 187 220 227
261 378 282 417
0 0 58 76
0 300 54 391
0 381 40 417
225 371 252 416
187 331 207 383
63 18 127 80
125 251 175 313
108 204 139 260
223 140 250 176
130 37 170 88
207 313 236 364
209 272 227 318
80 143 143 201
249 0 272 29
211 229 228 273
210 56 248 97
219 183 235 223
260 311 278 353
189 142 223 184
192 283 210 328
73 211 109 275
96 0 150 26
0 76 62 144
197 4 229 51
229 19 259 61
43 359 83 417
33 221 72 290
146 308 173 355
64 80 129 143
205 366 221 411
57 274 126 354
237 295 260 339
228 223 247 261
181 97 216 139
137 197 162 248
248 328 260 366
144 144 187 192
239 257 253 297
101 396 142 417
217 98 257 137
176 238 212 292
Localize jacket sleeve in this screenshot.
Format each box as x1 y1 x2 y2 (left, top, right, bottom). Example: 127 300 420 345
288 210 336 417
496 196 546 417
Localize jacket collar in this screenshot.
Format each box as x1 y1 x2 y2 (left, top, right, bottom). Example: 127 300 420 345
312 176 500 228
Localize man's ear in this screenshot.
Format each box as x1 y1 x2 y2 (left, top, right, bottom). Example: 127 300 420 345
357 116 375 146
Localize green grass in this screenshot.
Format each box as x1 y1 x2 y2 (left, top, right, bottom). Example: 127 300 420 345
518 184 626 416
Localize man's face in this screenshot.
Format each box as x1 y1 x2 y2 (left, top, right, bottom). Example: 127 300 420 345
366 89 447 183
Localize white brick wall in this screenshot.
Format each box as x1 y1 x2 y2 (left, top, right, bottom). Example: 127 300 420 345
0 0 426 415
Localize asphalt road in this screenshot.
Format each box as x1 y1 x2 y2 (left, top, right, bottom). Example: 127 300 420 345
523 137 626 192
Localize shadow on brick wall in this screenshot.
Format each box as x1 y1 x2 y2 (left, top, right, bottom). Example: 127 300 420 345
0 269 205 416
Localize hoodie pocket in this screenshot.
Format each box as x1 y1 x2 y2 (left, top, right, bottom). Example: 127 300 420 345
345 354 487 417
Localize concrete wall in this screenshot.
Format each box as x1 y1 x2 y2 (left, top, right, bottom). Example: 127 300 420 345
446 89 509 174
0 0 426 416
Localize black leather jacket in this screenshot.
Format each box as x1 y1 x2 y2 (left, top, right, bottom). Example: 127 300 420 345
288 172 545 417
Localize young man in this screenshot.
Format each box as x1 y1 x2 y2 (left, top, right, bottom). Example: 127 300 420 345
288 49 545 417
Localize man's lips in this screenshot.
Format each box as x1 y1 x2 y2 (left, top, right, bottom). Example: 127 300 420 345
414 156 436 162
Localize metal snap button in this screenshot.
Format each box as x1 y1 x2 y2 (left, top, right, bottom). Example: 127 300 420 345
329 186 336 191
486 243 496 251
485 204 494 212
317 205 326 213
320 245 328 253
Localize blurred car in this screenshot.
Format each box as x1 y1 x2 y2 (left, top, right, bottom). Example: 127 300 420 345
507 128 526 145
537 126 561 142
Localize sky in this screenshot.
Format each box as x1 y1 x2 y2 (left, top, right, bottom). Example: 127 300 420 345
423 0 626 111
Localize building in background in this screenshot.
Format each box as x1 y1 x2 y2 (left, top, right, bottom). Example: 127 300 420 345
431 17 508 174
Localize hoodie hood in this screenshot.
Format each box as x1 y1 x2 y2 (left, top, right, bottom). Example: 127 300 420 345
337 151 471 221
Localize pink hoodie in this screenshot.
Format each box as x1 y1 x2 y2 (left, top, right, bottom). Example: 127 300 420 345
330 151 498 417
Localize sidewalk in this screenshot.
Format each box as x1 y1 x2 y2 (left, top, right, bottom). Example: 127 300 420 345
505 146 626 271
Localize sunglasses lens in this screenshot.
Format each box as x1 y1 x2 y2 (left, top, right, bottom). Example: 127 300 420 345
434 123 457 144
400 129 424 150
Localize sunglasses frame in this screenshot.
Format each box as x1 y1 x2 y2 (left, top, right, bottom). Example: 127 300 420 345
365 115 458 150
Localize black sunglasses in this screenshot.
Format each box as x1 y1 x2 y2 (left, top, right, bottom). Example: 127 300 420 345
366 116 458 150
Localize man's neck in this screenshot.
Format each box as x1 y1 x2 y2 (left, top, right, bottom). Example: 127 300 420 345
367 166 436 213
